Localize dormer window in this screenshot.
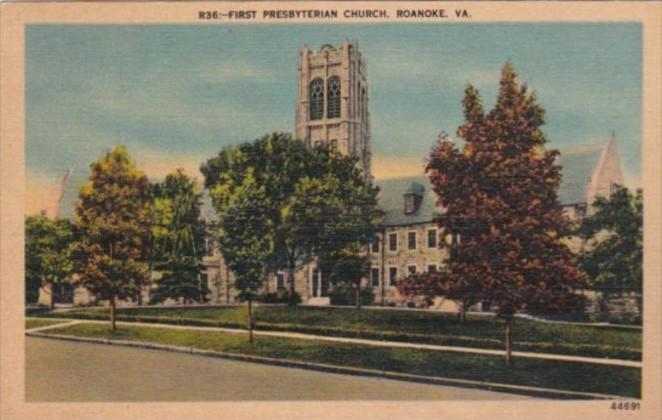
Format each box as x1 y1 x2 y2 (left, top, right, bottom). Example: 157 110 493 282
403 182 424 215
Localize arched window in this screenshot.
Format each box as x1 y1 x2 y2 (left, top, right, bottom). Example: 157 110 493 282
327 76 341 119
309 78 324 120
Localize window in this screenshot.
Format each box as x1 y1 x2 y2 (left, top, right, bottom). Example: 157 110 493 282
407 265 417 276
276 273 285 290
428 264 437 274
309 78 324 120
327 76 341 118
389 267 398 286
427 229 437 248
388 233 398 251
404 195 416 214
371 235 380 253
408 232 417 250
371 268 380 287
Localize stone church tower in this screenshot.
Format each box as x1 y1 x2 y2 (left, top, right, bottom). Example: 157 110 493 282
295 40 371 177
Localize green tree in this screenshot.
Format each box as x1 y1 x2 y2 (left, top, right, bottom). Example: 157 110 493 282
576 185 643 313
75 146 151 330
25 214 76 309
222 181 273 343
149 169 207 305
426 64 586 365
202 132 379 306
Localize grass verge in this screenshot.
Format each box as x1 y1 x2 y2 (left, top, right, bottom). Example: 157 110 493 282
25 318 71 329
37 322 640 398
42 305 642 360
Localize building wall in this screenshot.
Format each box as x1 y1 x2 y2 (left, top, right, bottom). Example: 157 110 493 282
368 222 448 305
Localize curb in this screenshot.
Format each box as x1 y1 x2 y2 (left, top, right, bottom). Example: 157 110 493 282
26 331 628 401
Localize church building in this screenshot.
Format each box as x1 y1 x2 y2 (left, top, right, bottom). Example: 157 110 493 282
39 40 626 308
202 41 625 307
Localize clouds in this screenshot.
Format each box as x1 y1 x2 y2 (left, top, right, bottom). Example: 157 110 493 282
26 23 642 197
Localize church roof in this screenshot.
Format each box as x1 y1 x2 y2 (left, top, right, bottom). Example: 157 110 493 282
375 176 443 226
556 142 607 205
49 142 610 224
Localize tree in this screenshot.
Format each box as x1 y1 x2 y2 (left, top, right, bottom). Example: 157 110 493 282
426 64 586 365
576 185 643 314
287 168 380 309
326 248 371 308
216 173 273 343
25 214 76 309
202 132 380 306
75 146 151 330
149 169 208 305
398 268 481 322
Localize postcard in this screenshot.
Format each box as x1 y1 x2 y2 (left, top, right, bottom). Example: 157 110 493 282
1 1 660 419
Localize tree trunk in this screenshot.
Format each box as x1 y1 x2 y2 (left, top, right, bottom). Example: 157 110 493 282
287 261 297 306
459 303 467 323
49 282 55 311
247 298 254 344
109 296 117 331
505 318 513 367
355 284 362 309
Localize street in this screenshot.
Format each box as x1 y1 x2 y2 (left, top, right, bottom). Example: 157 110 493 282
26 337 530 401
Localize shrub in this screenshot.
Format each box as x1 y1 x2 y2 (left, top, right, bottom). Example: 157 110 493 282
259 290 301 304
328 283 374 306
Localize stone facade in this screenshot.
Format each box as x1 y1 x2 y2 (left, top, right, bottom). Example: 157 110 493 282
295 40 371 177
41 41 629 310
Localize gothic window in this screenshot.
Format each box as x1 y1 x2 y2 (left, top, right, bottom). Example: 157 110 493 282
309 78 324 120
276 273 285 290
327 76 341 118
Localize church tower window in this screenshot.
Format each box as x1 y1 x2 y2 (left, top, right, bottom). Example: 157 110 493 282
309 78 324 120
327 76 341 118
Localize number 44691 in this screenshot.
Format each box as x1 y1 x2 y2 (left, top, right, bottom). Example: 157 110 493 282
611 401 640 410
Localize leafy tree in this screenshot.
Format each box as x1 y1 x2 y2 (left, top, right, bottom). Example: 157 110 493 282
326 248 372 308
576 185 643 314
426 64 586 365
25 214 76 308
75 146 151 330
149 169 207 305
216 174 272 343
287 170 380 309
202 132 380 306
398 268 481 322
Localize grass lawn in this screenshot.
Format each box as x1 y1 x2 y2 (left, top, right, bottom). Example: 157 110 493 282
45 305 642 360
38 322 641 398
25 318 71 329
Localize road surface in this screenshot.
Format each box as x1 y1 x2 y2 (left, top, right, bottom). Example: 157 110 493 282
26 337 530 401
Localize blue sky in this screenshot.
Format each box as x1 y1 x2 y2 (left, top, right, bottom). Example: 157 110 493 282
26 23 642 211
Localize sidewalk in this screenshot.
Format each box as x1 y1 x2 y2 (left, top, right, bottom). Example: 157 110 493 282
26 317 642 368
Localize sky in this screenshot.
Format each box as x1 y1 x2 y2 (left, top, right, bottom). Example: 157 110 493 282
25 23 642 213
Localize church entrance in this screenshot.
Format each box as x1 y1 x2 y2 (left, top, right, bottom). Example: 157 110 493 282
310 269 329 298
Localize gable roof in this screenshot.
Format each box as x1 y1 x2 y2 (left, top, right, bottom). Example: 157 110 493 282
556 142 607 205
47 142 611 224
